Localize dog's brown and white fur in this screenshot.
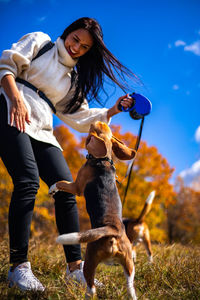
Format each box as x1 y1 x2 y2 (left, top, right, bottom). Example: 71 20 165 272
49 121 137 299
123 191 155 263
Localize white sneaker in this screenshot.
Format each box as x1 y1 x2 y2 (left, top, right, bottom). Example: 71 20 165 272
66 261 103 287
8 261 45 292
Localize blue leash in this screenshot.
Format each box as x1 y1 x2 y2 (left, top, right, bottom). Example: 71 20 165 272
117 92 151 207
122 116 145 207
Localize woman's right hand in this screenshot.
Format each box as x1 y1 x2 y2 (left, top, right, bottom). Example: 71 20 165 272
1 74 31 132
107 94 133 120
10 95 31 132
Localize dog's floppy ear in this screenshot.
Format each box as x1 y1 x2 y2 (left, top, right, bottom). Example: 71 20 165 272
86 133 107 158
111 136 136 160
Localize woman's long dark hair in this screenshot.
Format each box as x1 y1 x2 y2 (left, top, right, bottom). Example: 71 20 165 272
60 17 138 113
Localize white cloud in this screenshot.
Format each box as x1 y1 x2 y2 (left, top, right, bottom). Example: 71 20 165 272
175 40 186 47
174 38 200 56
195 126 200 143
172 84 179 90
178 126 200 190
184 40 200 56
179 160 200 190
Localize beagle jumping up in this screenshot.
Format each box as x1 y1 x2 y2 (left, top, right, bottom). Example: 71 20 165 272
123 191 155 263
49 121 137 299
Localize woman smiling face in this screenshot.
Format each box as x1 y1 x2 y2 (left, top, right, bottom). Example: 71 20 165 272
64 29 94 58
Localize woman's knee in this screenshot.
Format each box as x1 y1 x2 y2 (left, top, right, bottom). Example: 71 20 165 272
54 191 77 207
12 177 40 200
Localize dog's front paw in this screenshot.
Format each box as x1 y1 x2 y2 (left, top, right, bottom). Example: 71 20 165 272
49 183 59 196
49 181 73 196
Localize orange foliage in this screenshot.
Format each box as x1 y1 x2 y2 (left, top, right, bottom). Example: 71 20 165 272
54 125 85 178
167 177 200 244
110 125 175 243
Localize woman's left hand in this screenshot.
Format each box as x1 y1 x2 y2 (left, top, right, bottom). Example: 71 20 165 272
107 94 134 119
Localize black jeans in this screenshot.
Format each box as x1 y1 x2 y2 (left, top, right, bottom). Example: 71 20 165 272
0 94 81 264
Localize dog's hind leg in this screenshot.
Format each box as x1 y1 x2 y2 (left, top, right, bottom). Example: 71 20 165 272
119 240 137 300
143 229 153 263
132 246 137 262
123 260 137 300
84 244 100 299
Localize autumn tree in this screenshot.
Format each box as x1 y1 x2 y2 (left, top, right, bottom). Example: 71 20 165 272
167 177 200 244
110 125 175 243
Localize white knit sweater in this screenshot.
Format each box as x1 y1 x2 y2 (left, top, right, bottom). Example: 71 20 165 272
0 32 110 149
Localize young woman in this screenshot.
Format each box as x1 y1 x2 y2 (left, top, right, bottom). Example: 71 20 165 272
0 17 135 291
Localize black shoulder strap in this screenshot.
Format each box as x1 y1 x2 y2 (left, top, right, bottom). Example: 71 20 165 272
32 41 55 61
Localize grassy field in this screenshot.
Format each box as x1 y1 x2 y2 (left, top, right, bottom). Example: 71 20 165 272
0 236 199 300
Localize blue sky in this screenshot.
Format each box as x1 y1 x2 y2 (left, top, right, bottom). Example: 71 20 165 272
1 0 200 187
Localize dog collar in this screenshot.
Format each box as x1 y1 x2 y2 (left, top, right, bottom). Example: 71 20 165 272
86 154 114 166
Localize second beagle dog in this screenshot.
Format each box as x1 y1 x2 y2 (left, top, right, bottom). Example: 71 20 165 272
49 121 137 299
123 191 155 263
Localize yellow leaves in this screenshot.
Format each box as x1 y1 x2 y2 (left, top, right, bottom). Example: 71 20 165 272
34 206 54 221
54 125 85 178
150 227 168 243
110 125 175 243
168 178 200 244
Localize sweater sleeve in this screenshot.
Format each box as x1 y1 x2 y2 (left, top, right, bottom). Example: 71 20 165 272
0 32 51 84
56 98 111 133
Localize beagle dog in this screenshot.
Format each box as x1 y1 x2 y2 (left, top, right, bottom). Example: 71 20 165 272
123 191 155 263
49 121 137 299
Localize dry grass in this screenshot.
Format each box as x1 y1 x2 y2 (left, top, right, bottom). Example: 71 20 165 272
0 236 200 299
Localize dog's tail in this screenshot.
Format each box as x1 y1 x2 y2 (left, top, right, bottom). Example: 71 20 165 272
137 191 155 223
56 226 119 245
